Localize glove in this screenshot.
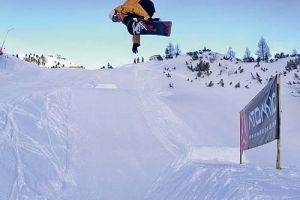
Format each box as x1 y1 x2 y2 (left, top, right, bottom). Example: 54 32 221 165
132 43 140 54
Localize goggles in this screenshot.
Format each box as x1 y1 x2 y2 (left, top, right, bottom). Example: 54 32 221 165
112 12 120 22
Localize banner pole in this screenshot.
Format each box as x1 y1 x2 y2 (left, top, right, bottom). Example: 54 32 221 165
276 74 282 170
240 112 243 165
240 150 243 164
276 139 281 169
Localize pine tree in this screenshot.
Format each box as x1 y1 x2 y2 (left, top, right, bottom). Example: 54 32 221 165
165 48 170 58
168 42 175 55
174 44 181 57
256 37 271 61
165 42 175 58
291 48 298 57
244 48 251 59
227 46 236 59
41 54 46 66
243 48 254 62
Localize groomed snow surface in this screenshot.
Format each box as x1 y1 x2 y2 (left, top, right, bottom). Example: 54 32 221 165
0 53 299 199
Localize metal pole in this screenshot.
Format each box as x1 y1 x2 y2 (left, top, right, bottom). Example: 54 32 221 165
276 74 282 170
1 28 14 49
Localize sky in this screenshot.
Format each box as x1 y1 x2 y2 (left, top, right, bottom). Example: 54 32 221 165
1 0 300 68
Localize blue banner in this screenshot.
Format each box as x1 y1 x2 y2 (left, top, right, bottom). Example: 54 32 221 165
240 75 279 150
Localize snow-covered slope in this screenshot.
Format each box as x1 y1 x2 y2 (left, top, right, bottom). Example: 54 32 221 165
17 54 82 68
0 53 299 199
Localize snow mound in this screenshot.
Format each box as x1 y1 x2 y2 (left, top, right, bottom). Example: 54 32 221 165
0 54 38 73
145 162 300 200
187 147 243 164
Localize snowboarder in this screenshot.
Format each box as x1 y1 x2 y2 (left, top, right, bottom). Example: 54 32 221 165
108 0 156 54
0 47 3 55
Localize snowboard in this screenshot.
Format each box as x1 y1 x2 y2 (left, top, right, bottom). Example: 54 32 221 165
127 18 172 37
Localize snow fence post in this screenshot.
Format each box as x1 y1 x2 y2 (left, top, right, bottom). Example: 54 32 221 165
276 74 282 170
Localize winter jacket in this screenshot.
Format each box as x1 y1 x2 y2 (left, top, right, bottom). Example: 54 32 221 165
114 0 155 45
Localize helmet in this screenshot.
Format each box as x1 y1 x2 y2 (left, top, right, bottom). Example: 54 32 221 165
109 10 120 22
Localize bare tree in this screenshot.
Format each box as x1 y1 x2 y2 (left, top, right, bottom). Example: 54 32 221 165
256 37 271 61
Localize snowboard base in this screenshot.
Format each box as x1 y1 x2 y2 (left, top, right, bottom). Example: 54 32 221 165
127 19 172 37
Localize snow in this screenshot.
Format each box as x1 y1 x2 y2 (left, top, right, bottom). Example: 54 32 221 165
185 147 243 164
43 55 78 68
17 54 81 68
0 53 299 199
95 83 118 89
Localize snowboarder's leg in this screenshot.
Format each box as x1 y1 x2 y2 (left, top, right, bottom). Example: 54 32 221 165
139 0 156 17
127 18 145 35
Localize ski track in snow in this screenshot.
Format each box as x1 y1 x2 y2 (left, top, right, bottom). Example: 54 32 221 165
133 64 263 199
134 64 196 156
0 88 73 200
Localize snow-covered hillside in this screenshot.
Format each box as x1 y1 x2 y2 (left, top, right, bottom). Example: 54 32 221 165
43 54 82 68
16 53 83 68
0 53 299 200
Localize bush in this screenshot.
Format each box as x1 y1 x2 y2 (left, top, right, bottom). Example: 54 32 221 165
217 79 224 87
206 81 214 87
243 57 255 63
286 57 300 72
235 82 240 88
202 47 211 52
275 52 289 59
186 51 199 61
194 60 210 77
